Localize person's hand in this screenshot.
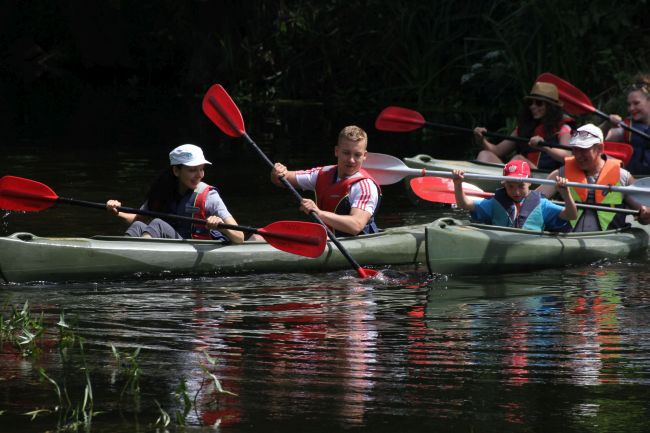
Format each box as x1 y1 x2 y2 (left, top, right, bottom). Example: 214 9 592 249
473 127 487 143
106 200 121 215
271 162 288 180
638 206 650 225
452 169 465 186
609 114 622 127
205 215 224 230
299 198 320 215
555 176 568 190
529 135 546 150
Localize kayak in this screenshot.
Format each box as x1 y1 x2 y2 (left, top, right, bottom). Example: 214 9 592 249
403 154 549 192
403 154 649 194
0 224 427 283
426 218 650 275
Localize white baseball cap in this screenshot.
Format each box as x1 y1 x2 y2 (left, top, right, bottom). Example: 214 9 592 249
570 124 604 149
169 144 211 166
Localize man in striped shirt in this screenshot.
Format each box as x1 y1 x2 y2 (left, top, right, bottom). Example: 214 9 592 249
271 125 381 236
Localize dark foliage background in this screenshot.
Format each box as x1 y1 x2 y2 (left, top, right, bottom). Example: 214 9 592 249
1 0 649 156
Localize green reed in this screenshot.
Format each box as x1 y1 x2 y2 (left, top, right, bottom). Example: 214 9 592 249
35 336 100 432
111 344 142 398
0 300 45 357
1 302 237 430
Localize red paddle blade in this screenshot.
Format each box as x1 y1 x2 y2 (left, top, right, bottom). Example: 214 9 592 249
202 84 245 138
257 221 327 258
409 177 492 204
357 268 379 278
604 141 633 166
536 72 595 116
0 175 59 211
375 106 425 132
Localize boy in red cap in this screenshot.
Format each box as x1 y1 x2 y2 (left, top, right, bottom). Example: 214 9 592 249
452 160 577 231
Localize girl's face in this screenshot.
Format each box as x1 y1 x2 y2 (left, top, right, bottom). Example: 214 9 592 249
627 90 650 123
173 164 205 192
528 99 547 120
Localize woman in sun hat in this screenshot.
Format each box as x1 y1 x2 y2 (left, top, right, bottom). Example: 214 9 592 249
105 144 244 243
474 81 574 170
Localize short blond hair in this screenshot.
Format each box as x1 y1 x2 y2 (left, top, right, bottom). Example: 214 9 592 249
338 125 367 146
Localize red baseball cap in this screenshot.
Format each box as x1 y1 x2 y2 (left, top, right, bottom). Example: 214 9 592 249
503 160 531 178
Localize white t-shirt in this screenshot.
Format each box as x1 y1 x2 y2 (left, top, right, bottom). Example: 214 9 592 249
295 166 380 215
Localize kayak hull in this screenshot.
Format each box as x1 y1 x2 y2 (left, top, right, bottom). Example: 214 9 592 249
426 218 649 275
403 154 549 192
0 224 427 283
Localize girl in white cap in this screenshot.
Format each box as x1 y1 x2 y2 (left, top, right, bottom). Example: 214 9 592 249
105 144 244 243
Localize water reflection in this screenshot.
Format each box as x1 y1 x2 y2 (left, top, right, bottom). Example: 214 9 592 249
2 264 650 432
3 143 650 432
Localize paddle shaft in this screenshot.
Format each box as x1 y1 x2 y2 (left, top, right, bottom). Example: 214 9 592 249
425 120 572 150
598 112 650 142
205 94 371 276
445 191 637 214
57 197 286 238
239 131 371 269
394 165 650 195
538 74 650 141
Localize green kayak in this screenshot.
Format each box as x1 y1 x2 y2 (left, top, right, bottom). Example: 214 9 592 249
403 154 549 192
426 218 650 275
0 224 427 283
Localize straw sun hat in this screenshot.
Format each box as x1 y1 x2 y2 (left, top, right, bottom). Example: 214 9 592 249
525 82 562 106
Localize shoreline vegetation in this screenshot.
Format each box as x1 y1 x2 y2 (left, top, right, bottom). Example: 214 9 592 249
1 1 648 154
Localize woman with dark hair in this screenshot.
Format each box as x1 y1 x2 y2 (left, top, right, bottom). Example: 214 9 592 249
474 82 573 170
106 144 244 243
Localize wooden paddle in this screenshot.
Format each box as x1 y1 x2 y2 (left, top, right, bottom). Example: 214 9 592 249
375 105 634 165
537 72 650 142
362 152 650 205
201 84 378 278
409 176 642 215
0 175 328 258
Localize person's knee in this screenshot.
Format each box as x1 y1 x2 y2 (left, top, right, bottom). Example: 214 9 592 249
125 221 148 237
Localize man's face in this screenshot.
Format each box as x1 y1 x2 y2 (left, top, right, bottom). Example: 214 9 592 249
572 145 601 172
335 138 367 177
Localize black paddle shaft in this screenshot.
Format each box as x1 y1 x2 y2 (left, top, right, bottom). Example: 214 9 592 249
56 197 259 234
240 132 367 271
589 108 650 142
427 121 572 150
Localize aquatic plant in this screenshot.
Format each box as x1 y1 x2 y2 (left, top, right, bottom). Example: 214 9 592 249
35 338 97 431
111 344 142 398
0 300 45 357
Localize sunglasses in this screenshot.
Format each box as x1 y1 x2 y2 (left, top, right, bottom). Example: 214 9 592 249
528 99 545 107
570 129 600 140
628 82 649 94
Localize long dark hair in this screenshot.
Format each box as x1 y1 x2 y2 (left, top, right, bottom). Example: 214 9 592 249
144 166 181 212
517 101 565 139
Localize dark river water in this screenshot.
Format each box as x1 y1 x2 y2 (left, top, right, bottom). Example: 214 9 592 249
2 135 650 432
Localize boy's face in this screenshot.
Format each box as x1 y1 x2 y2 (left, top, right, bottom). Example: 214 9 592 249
335 138 367 177
503 181 530 202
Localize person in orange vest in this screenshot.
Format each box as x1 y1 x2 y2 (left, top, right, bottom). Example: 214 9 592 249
537 124 650 231
601 74 650 174
474 82 574 170
106 144 244 243
270 125 380 237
